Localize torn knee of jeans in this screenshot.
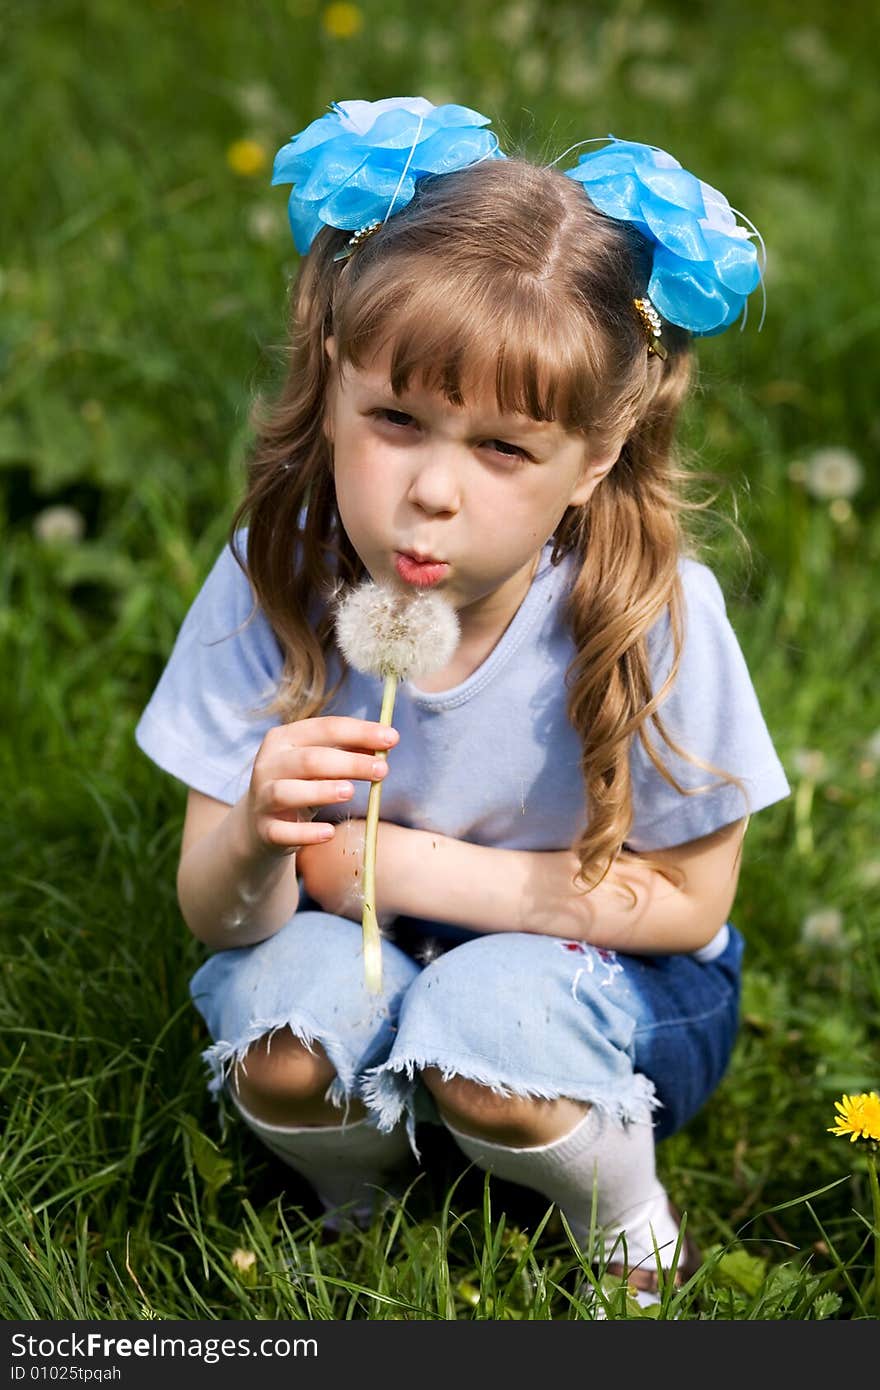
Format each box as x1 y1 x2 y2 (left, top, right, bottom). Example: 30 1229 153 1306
201 1013 358 1110
363 1050 661 1158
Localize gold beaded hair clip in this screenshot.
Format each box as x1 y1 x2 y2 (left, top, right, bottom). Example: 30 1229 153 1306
633 296 668 359
333 219 383 262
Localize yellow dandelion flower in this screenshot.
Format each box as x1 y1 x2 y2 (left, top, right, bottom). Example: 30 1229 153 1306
829 1093 880 1317
828 1091 880 1144
322 2 363 38
226 139 268 178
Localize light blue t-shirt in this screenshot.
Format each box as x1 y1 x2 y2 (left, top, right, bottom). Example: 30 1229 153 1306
135 529 790 867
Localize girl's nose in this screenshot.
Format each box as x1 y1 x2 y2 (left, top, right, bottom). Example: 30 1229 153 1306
406 450 461 515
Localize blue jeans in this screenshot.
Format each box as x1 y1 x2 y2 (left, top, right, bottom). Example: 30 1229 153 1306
190 892 744 1154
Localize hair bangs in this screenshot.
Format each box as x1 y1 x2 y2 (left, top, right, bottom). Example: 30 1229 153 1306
335 253 607 433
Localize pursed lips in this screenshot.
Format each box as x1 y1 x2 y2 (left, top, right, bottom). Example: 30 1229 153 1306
399 549 446 564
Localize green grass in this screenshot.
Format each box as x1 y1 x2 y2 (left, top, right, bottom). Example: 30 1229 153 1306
1 0 879 1319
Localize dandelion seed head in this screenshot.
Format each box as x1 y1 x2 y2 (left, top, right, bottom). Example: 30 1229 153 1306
791 747 829 781
247 203 282 242
334 581 459 680
33 505 86 545
516 50 549 93
800 907 844 947
377 19 406 54
857 859 880 889
627 61 695 106
235 81 277 122
556 51 600 101
491 2 534 46
632 16 674 54
784 27 846 89
802 447 864 501
230 1248 257 1274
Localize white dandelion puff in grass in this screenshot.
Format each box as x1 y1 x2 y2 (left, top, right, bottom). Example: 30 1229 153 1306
334 581 459 992
790 748 830 781
802 447 864 501
33 505 86 545
235 81 278 122
857 860 880 889
800 907 844 948
829 498 853 525
230 1247 258 1276
247 203 283 242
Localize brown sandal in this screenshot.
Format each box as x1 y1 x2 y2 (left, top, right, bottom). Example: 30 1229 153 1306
602 1201 701 1295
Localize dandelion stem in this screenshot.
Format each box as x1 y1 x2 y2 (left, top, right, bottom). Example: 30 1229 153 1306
868 1151 880 1318
362 673 398 994
794 776 815 857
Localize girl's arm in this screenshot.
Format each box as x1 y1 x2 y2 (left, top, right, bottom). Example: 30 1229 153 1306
177 793 301 948
414 822 745 956
397 822 746 954
299 817 746 955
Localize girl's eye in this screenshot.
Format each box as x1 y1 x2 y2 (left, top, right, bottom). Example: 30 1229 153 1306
375 409 414 428
489 440 526 459
372 405 528 461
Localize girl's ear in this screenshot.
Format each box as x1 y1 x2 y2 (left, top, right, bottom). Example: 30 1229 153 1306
568 443 621 506
322 336 337 444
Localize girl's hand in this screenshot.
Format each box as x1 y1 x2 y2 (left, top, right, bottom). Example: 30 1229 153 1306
244 717 398 858
297 818 397 929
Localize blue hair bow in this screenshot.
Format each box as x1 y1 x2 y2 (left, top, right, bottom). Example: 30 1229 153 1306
272 102 764 339
563 136 764 335
271 97 504 255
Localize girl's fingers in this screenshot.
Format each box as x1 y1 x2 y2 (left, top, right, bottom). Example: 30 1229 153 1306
283 718 399 751
278 749 391 784
266 777 366 815
263 818 339 849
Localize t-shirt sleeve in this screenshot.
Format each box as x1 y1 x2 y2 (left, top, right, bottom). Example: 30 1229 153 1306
624 558 791 851
134 530 284 805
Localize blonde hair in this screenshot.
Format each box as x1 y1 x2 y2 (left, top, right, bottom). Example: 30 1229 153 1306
228 156 751 894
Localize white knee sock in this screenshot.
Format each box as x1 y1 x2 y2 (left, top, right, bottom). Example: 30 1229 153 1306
445 1106 681 1273
233 1096 412 1228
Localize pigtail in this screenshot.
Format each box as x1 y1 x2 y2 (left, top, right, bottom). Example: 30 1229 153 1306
226 230 365 723
563 343 751 897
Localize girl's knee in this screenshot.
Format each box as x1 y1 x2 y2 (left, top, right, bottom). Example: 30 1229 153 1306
232 1027 367 1126
422 1067 509 1123
421 1066 588 1145
236 1027 333 1097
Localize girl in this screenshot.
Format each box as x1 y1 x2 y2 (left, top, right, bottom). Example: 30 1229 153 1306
135 99 790 1304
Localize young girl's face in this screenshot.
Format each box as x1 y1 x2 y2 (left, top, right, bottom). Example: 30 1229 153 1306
324 337 618 632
